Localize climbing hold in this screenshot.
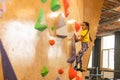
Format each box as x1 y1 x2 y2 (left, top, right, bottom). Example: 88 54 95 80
75 22 80 32
50 0 61 12
69 66 77 80
57 13 66 29
63 0 70 17
35 8 47 31
64 10 69 17
58 68 64 74
76 75 83 80
49 39 55 46
41 66 49 77
41 0 47 3
51 26 55 31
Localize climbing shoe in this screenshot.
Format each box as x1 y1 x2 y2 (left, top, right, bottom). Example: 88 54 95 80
77 68 85 72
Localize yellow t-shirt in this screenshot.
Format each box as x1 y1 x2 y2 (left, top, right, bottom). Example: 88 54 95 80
80 30 90 42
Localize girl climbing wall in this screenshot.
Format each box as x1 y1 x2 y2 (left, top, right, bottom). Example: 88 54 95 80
74 22 92 72
67 22 92 72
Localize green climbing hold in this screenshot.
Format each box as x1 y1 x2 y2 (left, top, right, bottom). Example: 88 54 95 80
41 0 47 3
35 8 47 31
50 0 61 12
51 26 55 31
41 66 49 77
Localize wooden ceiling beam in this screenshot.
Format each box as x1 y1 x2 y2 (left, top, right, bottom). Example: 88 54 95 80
102 4 120 12
99 14 120 25
107 0 120 3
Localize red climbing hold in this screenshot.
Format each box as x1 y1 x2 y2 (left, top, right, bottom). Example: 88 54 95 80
69 66 77 80
49 40 55 46
58 68 64 74
76 75 83 80
75 22 80 32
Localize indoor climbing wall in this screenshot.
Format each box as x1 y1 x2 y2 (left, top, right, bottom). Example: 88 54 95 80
0 0 103 80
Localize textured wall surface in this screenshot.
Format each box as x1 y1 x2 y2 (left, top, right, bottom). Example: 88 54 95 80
0 0 103 79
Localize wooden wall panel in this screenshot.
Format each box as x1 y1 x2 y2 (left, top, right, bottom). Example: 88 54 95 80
82 0 104 78
0 0 83 80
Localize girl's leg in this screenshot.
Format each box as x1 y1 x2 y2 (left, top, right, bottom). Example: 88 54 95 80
78 42 88 68
74 50 82 70
79 54 83 68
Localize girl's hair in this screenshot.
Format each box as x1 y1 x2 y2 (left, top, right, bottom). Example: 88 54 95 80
83 21 92 42
83 22 90 30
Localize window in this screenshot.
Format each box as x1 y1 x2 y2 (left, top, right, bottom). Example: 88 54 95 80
101 35 114 70
88 51 93 68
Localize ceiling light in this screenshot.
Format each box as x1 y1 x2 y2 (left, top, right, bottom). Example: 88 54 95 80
118 19 120 21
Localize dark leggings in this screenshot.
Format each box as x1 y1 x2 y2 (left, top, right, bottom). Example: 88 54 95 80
75 42 88 68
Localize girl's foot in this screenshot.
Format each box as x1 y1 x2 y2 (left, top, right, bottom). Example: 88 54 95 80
67 56 76 63
73 66 78 70
77 68 85 72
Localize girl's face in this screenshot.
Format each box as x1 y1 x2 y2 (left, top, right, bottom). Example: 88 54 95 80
81 23 87 30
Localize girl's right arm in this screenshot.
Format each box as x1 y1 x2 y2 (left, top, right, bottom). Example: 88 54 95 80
74 32 82 41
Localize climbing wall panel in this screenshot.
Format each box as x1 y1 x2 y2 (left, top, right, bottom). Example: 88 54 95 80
82 0 104 78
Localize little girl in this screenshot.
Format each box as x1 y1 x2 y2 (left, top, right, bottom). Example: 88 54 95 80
74 21 92 72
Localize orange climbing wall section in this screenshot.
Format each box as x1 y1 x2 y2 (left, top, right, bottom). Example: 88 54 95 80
82 0 104 78
0 0 103 80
